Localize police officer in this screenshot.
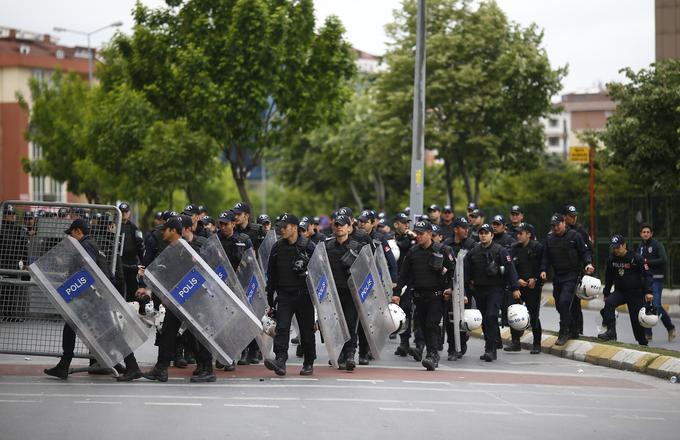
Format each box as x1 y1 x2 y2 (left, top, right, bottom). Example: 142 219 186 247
491 215 514 249
506 205 524 241
468 209 485 242
391 212 418 357
464 223 521 362
264 214 316 376
443 217 475 360
337 207 371 247
325 214 364 370
427 204 442 225
507 223 543 354
394 220 453 370
439 205 455 241
563 204 592 336
466 202 477 220
540 213 594 345
184 203 208 238
638 223 676 342
44 219 142 381
202 216 216 235
0 204 28 322
257 214 272 234
233 202 265 251
118 202 145 304
597 235 653 346
310 217 326 244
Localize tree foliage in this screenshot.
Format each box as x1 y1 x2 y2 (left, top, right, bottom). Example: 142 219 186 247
99 0 356 205
600 60 680 192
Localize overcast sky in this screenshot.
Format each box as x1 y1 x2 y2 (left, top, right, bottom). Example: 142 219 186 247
1 0 654 93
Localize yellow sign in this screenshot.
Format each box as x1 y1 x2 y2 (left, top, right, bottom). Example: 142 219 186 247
415 169 422 186
569 146 590 163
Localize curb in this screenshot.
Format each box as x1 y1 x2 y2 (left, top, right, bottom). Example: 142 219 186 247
470 328 680 380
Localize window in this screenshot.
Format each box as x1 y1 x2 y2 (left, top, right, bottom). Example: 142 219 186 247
548 136 560 147
30 143 64 202
548 118 559 127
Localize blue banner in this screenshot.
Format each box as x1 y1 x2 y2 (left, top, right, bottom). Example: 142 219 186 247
169 268 206 305
245 275 258 304
316 274 329 302
358 273 374 304
57 269 95 303
215 264 228 282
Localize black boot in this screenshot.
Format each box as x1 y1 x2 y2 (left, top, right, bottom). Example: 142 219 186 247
394 343 409 357
503 336 521 352
480 350 495 362
116 368 142 382
530 344 541 355
192 364 203 376
345 352 356 371
184 349 196 365
44 358 70 380
191 364 216 382
264 356 286 376
299 364 314 376
143 366 168 382
291 337 300 344
422 352 437 371
223 360 236 372
173 346 188 368
408 346 423 362
296 344 304 358
215 360 224 369
555 329 570 346
597 327 617 342
358 354 369 366
237 349 249 366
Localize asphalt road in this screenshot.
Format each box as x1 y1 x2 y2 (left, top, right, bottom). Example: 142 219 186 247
1 334 679 440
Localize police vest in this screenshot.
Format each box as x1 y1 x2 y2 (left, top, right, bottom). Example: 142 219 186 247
610 252 646 292
511 241 541 280
546 229 579 274
468 242 503 287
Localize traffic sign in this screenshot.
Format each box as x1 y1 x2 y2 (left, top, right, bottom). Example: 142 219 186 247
569 146 590 163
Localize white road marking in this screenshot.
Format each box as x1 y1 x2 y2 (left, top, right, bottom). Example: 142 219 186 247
0 399 42 403
308 397 402 404
379 407 435 413
223 403 279 408
74 400 121 405
532 413 587 418
335 379 384 383
225 396 300 401
144 402 202 407
464 410 514 415
270 378 318 381
612 414 666 421
402 380 452 385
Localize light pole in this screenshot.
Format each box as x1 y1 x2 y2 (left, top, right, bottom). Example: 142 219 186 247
409 0 426 223
53 21 123 85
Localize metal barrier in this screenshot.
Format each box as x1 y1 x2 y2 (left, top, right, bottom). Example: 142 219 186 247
0 200 122 358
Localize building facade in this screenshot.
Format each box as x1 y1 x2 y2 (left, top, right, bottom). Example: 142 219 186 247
0 27 89 203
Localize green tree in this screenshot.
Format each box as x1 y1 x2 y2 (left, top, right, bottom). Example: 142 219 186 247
600 60 680 192
373 0 565 205
99 0 355 205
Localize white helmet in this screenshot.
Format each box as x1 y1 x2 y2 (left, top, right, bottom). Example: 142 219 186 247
387 303 407 334
638 304 659 329
261 314 277 337
576 275 602 300
507 304 530 331
462 309 483 332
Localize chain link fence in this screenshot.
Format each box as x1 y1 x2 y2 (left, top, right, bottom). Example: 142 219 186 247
0 200 122 358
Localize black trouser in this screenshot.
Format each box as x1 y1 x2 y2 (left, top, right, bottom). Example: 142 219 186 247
156 311 212 369
339 290 358 357
398 289 414 345
445 299 470 354
61 323 139 371
273 290 316 365
413 291 444 355
474 286 503 352
510 285 543 344
358 324 369 357
123 265 139 302
552 278 578 334
600 290 647 345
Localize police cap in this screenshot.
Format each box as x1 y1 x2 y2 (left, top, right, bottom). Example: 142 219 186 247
610 234 625 249
443 205 453 213
279 213 299 226
311 216 321 225
478 223 493 233
431 224 442 236
492 214 505 225
257 214 271 225
64 218 90 235
334 215 352 226
550 213 565 225
163 216 183 235
413 220 432 233
298 221 309 231
337 207 353 218
218 210 236 223
469 208 484 218
232 202 251 214
183 204 200 215
563 205 578 216
467 202 477 212
427 204 441 213
118 202 130 212
394 212 410 223
154 211 163 220
511 205 523 214
452 217 469 228
3 204 16 215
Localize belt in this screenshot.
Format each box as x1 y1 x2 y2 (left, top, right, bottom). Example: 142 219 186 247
414 289 443 298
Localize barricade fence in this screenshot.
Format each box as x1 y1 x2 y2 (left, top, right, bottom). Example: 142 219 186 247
0 200 122 358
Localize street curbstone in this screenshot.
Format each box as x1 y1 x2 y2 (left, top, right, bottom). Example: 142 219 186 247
645 356 680 379
562 340 593 361
632 352 659 373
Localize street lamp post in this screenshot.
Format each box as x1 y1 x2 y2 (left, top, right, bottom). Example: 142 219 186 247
53 21 123 85
409 0 426 223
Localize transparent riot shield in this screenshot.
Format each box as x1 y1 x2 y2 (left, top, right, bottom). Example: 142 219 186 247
305 243 350 369
144 239 262 364
452 249 468 353
348 245 392 360
374 244 393 299
28 236 149 372
257 230 277 275
236 247 274 359
200 234 246 300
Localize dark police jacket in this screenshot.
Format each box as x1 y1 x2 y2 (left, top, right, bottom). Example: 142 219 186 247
218 231 253 269
370 229 398 281
266 236 316 306
237 222 264 251
540 229 591 283
325 237 363 292
120 220 144 266
394 231 415 270
637 238 667 280
510 240 543 284
603 250 653 297
493 231 514 249
443 236 475 258
395 242 454 295
79 235 113 282
464 242 519 296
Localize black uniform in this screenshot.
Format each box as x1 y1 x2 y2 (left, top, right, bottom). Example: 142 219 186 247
395 242 455 364
438 220 455 241
218 231 253 269
464 242 520 356
600 250 653 345
0 218 28 321
266 236 317 367
540 229 591 338
237 222 264 251
493 231 515 249
326 237 364 363
510 240 544 346
120 220 145 302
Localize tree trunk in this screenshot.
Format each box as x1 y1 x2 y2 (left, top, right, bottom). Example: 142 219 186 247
349 182 363 210
374 172 386 212
473 174 481 204
443 157 454 207
230 162 251 206
141 202 156 230
456 154 473 203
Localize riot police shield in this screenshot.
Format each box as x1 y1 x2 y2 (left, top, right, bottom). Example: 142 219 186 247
144 239 262 364
257 230 277 275
452 249 468 354
305 243 350 369
374 244 393 299
28 236 149 372
201 234 246 300
236 247 274 358
348 245 392 360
